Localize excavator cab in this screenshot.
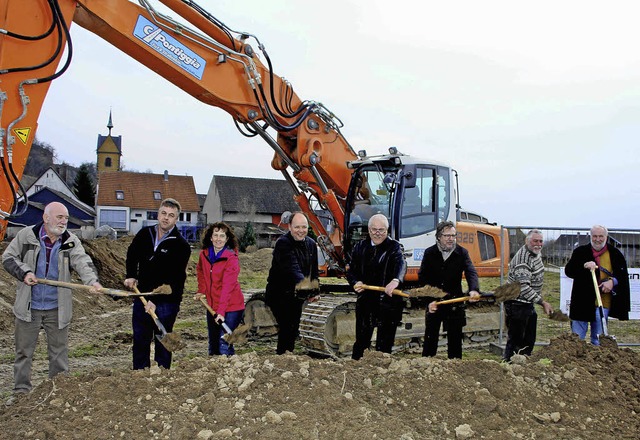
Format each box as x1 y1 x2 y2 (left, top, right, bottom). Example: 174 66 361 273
343 149 457 277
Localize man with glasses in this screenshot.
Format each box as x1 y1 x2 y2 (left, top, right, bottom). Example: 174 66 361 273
418 221 480 359
347 214 406 360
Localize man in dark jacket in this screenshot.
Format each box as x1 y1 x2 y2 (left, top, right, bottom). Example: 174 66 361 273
418 221 480 359
565 225 630 345
124 198 191 369
265 212 319 355
347 214 406 360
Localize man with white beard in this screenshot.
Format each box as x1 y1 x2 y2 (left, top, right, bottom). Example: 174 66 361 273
565 225 630 345
2 202 102 404
503 229 553 361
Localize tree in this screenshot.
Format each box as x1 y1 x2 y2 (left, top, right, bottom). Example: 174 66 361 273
73 163 96 206
23 137 55 177
239 222 257 252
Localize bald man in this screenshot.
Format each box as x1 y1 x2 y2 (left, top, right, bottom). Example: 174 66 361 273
2 202 102 403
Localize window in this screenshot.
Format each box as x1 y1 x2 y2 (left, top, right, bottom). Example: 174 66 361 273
400 167 437 238
477 231 497 261
115 190 124 200
147 211 158 221
100 209 126 229
105 157 112 167
153 191 161 200
179 213 191 222
34 185 43 192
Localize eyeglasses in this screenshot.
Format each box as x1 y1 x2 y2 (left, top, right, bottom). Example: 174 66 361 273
369 228 387 235
441 234 457 238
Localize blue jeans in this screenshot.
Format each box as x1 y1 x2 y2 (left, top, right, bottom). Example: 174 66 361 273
571 307 609 345
132 300 180 369
206 309 244 356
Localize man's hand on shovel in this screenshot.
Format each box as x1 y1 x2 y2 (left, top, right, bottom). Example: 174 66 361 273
429 290 480 313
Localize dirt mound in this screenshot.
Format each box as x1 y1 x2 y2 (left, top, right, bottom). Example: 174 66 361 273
239 247 273 273
1 238 639 438
1 336 639 439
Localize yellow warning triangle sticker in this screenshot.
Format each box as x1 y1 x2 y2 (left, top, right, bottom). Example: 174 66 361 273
13 127 31 145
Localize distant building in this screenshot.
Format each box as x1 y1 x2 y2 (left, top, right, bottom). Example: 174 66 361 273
7 187 95 239
22 166 80 202
202 175 299 247
95 170 201 239
96 111 122 174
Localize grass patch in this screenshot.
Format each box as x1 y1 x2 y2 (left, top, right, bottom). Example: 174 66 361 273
70 343 102 358
173 318 207 332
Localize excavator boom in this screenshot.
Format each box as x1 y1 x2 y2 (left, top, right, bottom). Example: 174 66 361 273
0 0 356 271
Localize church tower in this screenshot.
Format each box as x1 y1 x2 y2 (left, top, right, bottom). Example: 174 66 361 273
96 110 122 174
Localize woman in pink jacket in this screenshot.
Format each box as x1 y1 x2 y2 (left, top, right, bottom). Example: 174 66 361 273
197 222 245 355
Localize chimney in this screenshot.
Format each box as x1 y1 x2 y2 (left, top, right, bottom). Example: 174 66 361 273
163 170 169 181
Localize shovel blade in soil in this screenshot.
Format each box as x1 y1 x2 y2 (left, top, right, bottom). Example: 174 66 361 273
157 332 186 352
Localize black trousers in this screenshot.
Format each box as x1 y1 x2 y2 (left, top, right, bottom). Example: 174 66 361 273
503 301 537 361
352 296 402 360
270 297 306 355
423 305 466 359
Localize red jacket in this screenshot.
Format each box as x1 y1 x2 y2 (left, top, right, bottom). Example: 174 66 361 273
196 248 245 316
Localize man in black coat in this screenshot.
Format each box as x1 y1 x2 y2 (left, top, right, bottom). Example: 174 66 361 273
418 221 480 359
347 214 406 360
265 212 319 355
565 225 630 345
124 198 191 369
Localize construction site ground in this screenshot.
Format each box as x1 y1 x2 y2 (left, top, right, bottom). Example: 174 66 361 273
0 237 639 439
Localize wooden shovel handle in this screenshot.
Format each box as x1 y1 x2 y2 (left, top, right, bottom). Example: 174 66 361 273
434 296 472 305
195 294 233 335
361 284 409 298
435 293 494 305
134 286 160 321
590 269 605 308
36 278 132 297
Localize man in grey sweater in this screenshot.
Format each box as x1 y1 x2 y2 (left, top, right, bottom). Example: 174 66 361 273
503 229 553 361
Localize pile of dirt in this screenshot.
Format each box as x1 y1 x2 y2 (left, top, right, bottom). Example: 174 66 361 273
1 336 639 439
1 237 639 439
239 247 274 273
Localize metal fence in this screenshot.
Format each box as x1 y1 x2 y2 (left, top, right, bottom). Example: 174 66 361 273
501 226 640 274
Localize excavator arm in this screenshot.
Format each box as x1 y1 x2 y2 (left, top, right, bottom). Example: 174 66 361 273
0 0 356 270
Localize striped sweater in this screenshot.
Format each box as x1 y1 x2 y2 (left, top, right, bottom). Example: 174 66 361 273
507 244 544 304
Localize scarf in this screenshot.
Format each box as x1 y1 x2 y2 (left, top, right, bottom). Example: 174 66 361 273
591 244 608 266
207 246 226 263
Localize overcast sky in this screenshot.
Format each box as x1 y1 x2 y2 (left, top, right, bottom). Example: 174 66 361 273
35 0 640 229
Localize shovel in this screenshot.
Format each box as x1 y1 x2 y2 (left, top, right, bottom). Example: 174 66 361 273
433 282 521 306
361 284 410 298
134 286 185 352
36 278 170 297
590 268 609 338
194 294 249 345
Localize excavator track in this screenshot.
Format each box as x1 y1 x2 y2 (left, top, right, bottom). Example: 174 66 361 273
299 295 357 357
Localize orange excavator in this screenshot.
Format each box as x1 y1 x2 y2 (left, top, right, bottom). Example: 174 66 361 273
0 0 507 355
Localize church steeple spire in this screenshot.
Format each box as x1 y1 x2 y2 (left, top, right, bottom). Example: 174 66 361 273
107 109 113 135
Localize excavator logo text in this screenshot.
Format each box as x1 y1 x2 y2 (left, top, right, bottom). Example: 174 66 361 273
133 16 206 80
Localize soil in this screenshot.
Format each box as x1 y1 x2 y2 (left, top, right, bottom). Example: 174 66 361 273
0 238 639 439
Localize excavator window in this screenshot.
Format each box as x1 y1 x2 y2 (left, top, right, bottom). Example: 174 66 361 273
399 167 437 238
